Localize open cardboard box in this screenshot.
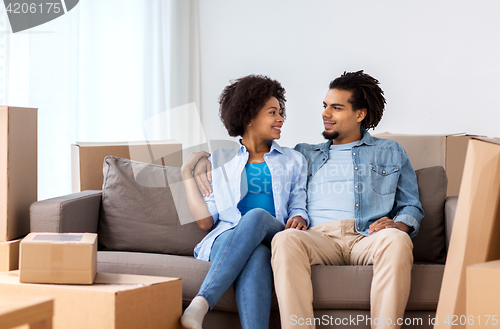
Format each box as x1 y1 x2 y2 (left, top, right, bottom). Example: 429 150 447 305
71 140 182 192
0 271 182 329
374 133 477 196
435 137 500 329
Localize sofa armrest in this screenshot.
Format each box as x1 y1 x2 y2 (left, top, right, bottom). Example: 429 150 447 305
445 196 458 250
30 190 102 234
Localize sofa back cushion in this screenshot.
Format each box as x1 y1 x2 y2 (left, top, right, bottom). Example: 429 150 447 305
98 156 208 256
98 157 447 262
412 166 448 263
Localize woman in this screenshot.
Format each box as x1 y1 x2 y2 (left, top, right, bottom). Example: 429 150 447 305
180 75 308 329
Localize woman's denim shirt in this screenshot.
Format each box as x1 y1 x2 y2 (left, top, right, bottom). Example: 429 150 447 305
295 129 424 238
194 140 309 261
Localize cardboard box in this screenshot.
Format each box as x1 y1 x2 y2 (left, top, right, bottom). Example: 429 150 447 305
467 260 500 328
435 138 500 329
0 106 37 241
374 133 477 196
0 295 53 329
71 140 182 192
20 233 97 284
0 238 21 271
0 271 182 329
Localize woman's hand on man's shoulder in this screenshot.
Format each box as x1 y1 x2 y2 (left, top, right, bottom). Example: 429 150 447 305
182 151 211 178
193 155 213 197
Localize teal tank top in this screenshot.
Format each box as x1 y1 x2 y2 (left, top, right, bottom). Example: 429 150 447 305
237 162 275 216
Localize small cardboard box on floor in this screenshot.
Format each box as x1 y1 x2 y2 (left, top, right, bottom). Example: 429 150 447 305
0 271 182 329
19 233 97 284
466 260 500 329
0 106 37 241
0 238 21 271
374 133 477 196
435 137 500 329
71 140 182 192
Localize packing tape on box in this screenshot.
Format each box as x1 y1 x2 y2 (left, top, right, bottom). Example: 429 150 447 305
50 244 64 282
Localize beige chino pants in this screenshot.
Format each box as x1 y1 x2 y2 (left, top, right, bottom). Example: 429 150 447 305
271 219 413 329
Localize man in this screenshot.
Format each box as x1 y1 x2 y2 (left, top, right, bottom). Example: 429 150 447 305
193 70 424 329
271 70 423 329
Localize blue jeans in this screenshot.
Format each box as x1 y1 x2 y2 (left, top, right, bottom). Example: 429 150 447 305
197 208 285 329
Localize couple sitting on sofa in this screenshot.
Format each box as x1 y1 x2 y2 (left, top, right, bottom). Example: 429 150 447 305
180 71 424 329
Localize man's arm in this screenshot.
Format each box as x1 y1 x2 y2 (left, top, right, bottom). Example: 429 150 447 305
369 146 424 237
285 152 310 230
368 216 411 234
391 146 424 237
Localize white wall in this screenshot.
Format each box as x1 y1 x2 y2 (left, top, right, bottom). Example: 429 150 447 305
198 0 500 148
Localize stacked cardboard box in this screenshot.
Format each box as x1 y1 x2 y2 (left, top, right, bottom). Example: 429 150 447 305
0 295 54 329
0 106 37 271
0 239 21 272
467 260 500 329
374 133 477 196
0 271 182 329
435 138 500 329
19 233 97 284
71 140 182 192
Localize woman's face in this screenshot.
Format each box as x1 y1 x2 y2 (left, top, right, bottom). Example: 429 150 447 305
246 97 284 141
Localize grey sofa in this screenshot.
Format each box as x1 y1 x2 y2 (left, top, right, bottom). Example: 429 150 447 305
30 156 457 329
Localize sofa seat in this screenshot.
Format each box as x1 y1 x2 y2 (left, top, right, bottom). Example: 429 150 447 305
97 251 444 313
30 158 456 329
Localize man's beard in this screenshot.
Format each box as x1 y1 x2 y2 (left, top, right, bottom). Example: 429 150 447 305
322 130 339 140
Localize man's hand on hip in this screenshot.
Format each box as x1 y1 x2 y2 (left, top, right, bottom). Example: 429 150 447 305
368 217 411 234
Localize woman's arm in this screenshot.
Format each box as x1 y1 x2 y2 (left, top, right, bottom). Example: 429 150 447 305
181 152 214 231
285 152 310 230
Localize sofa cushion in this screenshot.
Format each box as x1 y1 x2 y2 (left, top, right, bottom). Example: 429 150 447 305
97 251 443 312
412 166 448 263
97 251 240 312
98 156 208 256
311 263 443 311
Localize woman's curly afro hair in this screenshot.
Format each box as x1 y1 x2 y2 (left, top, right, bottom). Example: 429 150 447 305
219 75 286 137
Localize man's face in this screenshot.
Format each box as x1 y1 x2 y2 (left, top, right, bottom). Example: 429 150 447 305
322 88 366 144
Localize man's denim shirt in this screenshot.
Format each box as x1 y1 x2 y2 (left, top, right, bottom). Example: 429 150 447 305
295 128 424 238
194 140 309 261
